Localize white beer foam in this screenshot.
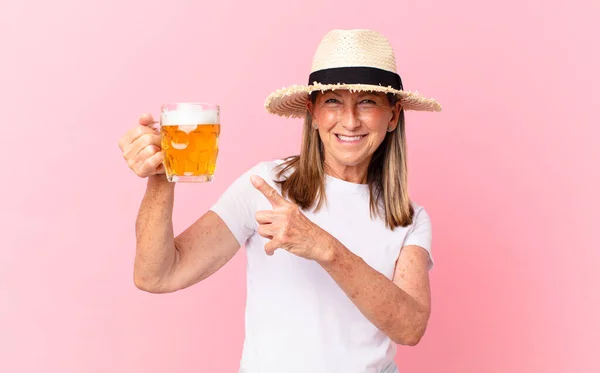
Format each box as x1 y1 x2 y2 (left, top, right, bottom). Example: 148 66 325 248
178 125 197 134
161 106 219 126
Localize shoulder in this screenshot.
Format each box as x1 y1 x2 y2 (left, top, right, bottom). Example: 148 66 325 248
212 158 288 211
410 200 427 216
404 200 434 269
229 158 291 194
245 158 291 183
409 200 431 227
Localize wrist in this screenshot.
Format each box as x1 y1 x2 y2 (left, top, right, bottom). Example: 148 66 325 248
147 174 175 190
148 173 168 183
316 233 344 268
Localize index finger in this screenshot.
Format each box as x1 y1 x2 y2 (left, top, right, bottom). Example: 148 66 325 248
118 113 158 151
118 124 156 150
250 175 285 207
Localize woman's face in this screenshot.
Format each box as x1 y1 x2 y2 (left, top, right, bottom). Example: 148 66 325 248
308 90 402 181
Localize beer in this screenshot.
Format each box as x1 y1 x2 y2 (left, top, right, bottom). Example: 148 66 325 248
160 103 220 182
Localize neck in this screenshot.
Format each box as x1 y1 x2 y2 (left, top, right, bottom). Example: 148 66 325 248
323 158 371 184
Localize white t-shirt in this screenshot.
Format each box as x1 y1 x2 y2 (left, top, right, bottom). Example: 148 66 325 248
210 159 433 373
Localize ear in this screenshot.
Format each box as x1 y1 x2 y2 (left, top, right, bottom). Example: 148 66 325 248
388 101 403 131
306 94 315 117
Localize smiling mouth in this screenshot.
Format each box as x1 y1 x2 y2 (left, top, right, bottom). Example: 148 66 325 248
335 134 367 142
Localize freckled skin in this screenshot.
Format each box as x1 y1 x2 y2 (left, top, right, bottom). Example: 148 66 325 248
121 95 432 346
307 90 401 183
249 90 433 345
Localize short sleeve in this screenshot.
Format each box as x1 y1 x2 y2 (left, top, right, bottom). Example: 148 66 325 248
403 205 434 270
209 162 266 247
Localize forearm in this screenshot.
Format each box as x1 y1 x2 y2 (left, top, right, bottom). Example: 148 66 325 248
318 239 429 345
133 174 178 291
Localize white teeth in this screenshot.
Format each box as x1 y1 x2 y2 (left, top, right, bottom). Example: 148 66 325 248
337 135 363 141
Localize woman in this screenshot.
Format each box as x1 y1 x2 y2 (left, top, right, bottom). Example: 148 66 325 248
118 29 442 373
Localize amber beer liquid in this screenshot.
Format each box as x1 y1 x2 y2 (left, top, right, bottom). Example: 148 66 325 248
160 103 220 182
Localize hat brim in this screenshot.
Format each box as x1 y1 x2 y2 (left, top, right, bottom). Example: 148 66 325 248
264 83 442 118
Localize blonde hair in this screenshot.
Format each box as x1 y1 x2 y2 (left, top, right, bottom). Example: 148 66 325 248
275 93 414 229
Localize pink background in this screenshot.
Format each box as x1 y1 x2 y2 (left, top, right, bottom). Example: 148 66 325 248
1 0 598 372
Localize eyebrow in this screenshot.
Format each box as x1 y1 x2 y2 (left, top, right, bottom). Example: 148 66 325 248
324 91 342 97
357 92 381 98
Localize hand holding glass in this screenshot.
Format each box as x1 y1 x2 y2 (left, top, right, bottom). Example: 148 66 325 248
159 103 220 182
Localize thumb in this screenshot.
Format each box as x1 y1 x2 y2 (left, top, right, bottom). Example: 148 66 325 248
138 113 157 126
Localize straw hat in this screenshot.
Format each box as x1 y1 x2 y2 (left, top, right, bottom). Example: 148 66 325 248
264 29 442 118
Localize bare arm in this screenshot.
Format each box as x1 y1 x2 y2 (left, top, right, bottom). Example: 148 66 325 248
133 175 241 293
132 174 177 291
249 175 432 345
318 242 431 346
120 114 241 294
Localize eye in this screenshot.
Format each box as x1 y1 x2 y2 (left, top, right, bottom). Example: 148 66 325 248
325 98 340 104
360 99 376 105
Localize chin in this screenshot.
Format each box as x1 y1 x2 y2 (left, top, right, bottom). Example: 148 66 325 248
333 153 367 167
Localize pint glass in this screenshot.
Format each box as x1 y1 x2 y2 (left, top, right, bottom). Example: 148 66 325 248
160 102 220 182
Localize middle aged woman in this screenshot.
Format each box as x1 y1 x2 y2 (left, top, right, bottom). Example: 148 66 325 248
119 28 442 373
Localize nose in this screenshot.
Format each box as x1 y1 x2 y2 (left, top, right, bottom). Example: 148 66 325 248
341 105 360 131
